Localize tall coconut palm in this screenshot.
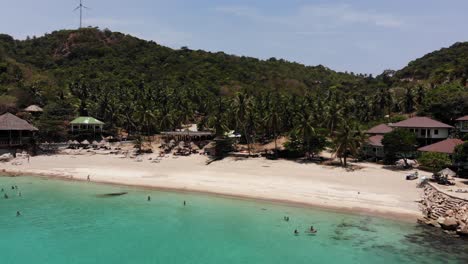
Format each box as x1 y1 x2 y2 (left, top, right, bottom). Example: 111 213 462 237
332 120 367 167
232 92 253 155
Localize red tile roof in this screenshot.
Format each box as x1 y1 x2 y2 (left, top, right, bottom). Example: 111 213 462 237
366 135 384 147
391 117 453 128
366 124 393 134
0 112 38 131
418 139 464 154
456 115 468 121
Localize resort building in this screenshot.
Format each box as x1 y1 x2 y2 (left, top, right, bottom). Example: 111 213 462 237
366 124 393 135
0 112 38 154
362 124 393 159
389 116 453 145
456 115 468 134
418 138 464 156
70 117 105 134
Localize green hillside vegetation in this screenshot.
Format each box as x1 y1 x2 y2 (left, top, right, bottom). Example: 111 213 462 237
0 28 467 159
396 42 468 84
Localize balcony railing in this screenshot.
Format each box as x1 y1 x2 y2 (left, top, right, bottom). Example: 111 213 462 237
0 137 31 147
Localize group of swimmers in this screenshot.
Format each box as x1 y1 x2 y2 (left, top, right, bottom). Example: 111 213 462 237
285 216 318 235
1 185 23 216
2 185 21 199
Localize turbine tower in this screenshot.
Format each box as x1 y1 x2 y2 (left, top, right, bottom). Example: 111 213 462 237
74 0 90 28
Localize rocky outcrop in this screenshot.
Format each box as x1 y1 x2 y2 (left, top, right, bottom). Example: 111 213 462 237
420 184 468 236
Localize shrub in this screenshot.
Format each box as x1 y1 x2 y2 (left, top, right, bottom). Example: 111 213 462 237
418 152 452 172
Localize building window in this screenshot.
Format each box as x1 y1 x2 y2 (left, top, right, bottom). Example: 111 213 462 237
410 129 414 133
434 129 439 135
420 129 426 136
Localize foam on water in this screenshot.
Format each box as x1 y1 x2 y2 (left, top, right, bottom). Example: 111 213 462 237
1 176 467 264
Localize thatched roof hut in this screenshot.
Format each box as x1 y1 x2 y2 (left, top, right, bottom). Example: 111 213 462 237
24 105 44 113
0 113 38 131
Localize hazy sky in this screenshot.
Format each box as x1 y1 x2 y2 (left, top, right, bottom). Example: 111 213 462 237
1 0 467 74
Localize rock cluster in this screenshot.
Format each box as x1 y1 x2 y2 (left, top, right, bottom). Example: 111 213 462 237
420 185 468 236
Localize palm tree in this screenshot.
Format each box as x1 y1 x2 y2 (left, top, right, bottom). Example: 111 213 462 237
232 92 253 155
332 120 367 167
264 89 283 156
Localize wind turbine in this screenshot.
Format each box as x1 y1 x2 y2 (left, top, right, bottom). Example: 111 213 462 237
74 0 90 28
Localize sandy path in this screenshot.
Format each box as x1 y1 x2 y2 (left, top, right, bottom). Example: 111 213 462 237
1 154 424 220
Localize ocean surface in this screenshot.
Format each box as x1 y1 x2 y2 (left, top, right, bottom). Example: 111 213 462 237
1 176 467 264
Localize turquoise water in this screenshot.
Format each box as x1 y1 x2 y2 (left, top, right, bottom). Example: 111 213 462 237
1 176 467 264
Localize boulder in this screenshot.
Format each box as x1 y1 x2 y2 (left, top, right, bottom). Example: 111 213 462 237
437 217 446 225
457 224 468 236
440 217 458 231
445 209 454 217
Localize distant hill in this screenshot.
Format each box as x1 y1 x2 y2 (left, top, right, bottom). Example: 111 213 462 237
395 42 468 84
0 28 362 103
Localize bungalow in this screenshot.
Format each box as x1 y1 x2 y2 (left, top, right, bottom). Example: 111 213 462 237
70 117 104 134
362 124 393 159
0 112 38 154
390 116 453 145
456 116 468 134
418 138 464 156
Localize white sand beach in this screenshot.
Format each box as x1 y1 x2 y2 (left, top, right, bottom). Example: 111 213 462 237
1 153 424 220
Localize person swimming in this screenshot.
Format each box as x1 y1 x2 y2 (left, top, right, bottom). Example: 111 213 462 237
18 192 22 197
309 226 317 233
284 216 290 222
294 229 299 235
4 194 8 199
183 201 186 206
16 211 21 217
147 196 151 201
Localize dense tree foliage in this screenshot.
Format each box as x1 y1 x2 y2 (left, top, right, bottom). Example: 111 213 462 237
382 129 417 167
418 152 452 172
0 28 467 161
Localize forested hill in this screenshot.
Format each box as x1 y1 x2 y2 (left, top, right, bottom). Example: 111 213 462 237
395 42 468 84
0 28 362 103
0 28 466 142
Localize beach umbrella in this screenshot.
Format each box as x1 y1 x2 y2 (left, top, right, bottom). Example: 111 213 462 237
438 168 456 177
81 140 90 145
67 140 73 144
72 140 80 145
179 141 185 148
92 140 99 145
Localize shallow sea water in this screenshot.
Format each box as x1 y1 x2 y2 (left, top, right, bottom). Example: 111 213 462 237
1 176 467 264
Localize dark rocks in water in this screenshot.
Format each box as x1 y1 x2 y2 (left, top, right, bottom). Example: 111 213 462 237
96 192 128 198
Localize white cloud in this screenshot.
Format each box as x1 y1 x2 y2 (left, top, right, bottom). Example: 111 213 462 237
216 3 404 32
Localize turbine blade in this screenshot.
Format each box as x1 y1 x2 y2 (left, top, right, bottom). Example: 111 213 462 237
83 5 91 10
73 6 80 11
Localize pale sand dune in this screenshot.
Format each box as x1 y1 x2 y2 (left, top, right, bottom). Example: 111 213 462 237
2 154 424 220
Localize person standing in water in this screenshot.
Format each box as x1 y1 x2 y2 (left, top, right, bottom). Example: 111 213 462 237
147 196 151 201
183 201 186 206
87 175 91 182
294 229 299 235
16 211 21 217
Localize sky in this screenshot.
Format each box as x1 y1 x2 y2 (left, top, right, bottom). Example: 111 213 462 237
1 0 467 75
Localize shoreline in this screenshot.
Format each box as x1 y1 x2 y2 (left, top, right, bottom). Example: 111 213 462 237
1 166 421 223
